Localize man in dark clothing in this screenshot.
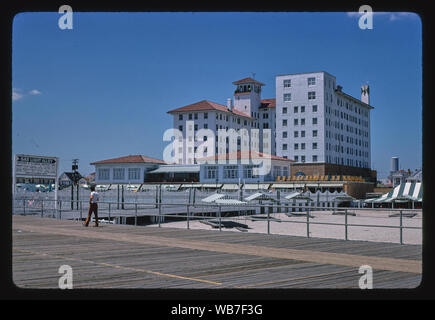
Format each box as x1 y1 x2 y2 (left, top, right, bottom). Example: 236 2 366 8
83 185 99 227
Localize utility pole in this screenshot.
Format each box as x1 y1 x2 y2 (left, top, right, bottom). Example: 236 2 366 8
72 159 79 210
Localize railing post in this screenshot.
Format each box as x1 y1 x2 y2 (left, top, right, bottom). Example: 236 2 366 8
135 203 138 226
79 201 82 221
267 205 270 235
41 199 44 218
187 204 190 230
158 201 161 228
108 202 111 221
400 209 403 245
59 200 62 219
345 209 348 241
23 199 26 216
306 204 310 238
218 205 222 232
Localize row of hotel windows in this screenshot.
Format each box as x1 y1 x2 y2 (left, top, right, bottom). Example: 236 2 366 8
282 105 318 114
282 117 319 126
326 119 369 138
326 156 369 168
205 165 288 179
283 91 316 102
178 110 273 122
325 106 369 126
283 77 316 88
326 131 369 147
282 142 318 151
325 144 369 157
97 168 141 181
282 130 318 138
205 165 260 179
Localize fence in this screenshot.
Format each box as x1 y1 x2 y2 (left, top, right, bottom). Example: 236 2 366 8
12 197 422 245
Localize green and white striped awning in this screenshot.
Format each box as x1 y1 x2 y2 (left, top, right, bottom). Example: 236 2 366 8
366 182 422 203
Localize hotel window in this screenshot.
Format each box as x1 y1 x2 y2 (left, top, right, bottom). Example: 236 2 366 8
283 144 288 151
301 143 305 150
223 165 238 179
205 166 217 179
128 168 141 180
194 124 198 131
263 123 269 129
178 114 183 120
312 105 318 112
189 114 193 120
301 131 305 137
294 119 298 126
294 143 299 150
284 93 292 102
282 131 287 138
312 118 318 125
301 106 305 113
301 155 306 162
312 155 318 162
194 113 198 120
312 142 317 150
284 79 291 88
283 166 289 177
294 156 299 162
98 168 110 180
294 131 298 138
308 91 316 100
243 165 258 179
308 77 316 86
282 107 287 114
178 125 183 132
294 106 298 113
204 112 208 119
204 123 208 129
301 118 305 126
312 130 318 137
283 119 288 126
113 168 125 180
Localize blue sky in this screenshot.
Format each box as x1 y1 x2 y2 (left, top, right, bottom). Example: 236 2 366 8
12 11 422 179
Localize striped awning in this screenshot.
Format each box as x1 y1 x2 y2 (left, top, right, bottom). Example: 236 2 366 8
244 192 276 202
367 182 422 203
201 193 228 203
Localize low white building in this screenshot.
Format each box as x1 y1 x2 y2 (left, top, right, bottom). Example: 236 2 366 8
197 150 293 184
90 155 166 185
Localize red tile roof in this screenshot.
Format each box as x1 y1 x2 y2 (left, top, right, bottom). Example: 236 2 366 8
90 155 166 165
167 100 253 119
232 77 265 86
198 150 293 162
260 98 276 109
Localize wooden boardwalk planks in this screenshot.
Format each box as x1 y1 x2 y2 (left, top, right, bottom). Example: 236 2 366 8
12 216 422 289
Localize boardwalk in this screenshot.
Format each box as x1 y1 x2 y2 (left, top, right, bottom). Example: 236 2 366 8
12 216 422 289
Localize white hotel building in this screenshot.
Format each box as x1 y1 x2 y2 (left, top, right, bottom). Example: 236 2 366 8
167 78 276 165
275 71 373 175
167 72 374 180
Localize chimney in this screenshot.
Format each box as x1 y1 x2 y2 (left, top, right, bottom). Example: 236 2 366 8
227 98 232 111
361 84 370 105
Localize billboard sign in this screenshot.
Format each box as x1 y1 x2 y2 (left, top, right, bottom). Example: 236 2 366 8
14 155 58 179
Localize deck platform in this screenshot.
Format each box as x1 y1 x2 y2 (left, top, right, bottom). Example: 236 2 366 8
12 215 422 289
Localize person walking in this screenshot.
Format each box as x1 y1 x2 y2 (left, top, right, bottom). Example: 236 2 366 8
84 185 99 227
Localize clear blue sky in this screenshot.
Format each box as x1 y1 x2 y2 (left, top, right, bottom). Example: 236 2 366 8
12 12 422 179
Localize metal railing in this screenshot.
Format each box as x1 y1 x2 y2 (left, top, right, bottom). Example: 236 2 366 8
13 198 422 245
